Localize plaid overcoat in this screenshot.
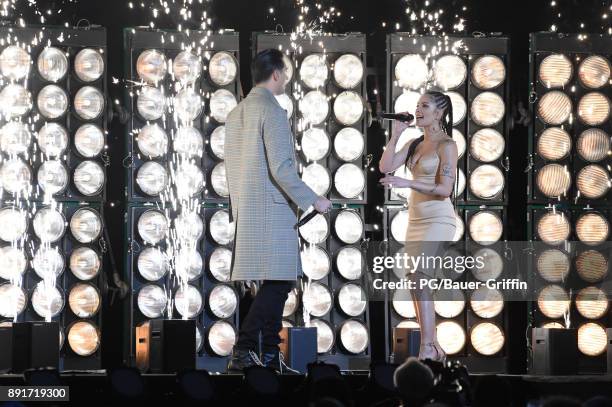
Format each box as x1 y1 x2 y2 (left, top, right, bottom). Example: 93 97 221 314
224 86 319 281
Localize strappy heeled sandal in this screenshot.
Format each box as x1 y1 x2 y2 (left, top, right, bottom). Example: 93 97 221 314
420 342 447 363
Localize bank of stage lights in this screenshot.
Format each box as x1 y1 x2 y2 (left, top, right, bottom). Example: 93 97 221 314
383 34 511 372
528 32 612 373
123 28 241 370
254 32 371 369
126 205 239 371
0 29 108 202
0 26 108 369
126 29 240 204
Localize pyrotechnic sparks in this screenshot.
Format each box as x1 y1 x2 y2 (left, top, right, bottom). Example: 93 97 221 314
0 1 89 325
126 0 224 321
129 0 213 31
546 0 612 35
268 1 343 326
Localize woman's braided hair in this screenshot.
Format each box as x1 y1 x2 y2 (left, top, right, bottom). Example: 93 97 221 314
402 90 458 204
404 90 454 166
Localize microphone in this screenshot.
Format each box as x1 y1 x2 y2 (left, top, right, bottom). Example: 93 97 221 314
294 207 319 230
379 112 415 123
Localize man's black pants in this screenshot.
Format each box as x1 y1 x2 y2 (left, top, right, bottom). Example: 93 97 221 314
235 280 294 353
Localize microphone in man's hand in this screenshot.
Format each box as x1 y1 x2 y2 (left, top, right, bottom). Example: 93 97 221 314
294 207 319 230
379 112 414 123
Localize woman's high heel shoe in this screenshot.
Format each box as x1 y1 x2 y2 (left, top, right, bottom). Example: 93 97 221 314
419 342 447 363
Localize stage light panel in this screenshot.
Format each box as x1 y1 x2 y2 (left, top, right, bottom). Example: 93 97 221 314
125 29 240 205
530 34 612 206
0 29 108 204
255 32 368 205
126 204 239 371
387 35 510 207
0 200 106 367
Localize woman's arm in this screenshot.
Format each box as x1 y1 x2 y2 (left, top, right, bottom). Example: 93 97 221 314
379 118 414 173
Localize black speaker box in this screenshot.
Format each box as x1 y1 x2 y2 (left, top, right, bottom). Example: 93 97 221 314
148 319 195 373
0 325 12 373
279 327 317 373
531 328 577 375
12 322 59 373
392 328 420 364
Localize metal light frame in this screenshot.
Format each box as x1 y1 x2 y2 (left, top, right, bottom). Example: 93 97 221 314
385 34 511 206
124 203 239 371
382 204 511 373
124 28 240 204
527 204 612 373
528 32 612 206
0 26 109 202
253 32 369 205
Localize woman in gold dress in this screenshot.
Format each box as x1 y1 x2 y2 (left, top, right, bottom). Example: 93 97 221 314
379 90 458 362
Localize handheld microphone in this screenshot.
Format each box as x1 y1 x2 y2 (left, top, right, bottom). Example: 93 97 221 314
294 207 319 230
379 112 415 123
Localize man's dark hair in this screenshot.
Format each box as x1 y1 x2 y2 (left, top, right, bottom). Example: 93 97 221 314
252 48 285 84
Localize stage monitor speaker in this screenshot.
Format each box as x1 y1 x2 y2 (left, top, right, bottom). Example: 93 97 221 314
136 319 195 373
0 325 12 373
392 328 420 364
279 327 317 373
11 322 59 373
531 328 577 375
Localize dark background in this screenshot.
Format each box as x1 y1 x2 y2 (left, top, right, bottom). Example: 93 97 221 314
14 0 609 370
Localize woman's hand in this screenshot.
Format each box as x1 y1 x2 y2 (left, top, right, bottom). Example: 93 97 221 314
379 175 412 189
391 111 413 137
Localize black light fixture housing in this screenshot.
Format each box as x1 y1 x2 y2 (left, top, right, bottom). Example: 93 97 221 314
253 32 369 205
385 34 511 206
124 28 240 205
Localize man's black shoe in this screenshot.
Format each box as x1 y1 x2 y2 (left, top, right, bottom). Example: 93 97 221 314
261 351 300 374
227 348 264 372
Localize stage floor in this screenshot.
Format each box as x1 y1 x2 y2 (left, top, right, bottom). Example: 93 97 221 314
2 371 612 405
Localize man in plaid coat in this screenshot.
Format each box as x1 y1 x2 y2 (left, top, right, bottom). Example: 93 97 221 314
224 48 331 373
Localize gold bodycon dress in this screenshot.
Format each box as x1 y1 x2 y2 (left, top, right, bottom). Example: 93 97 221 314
403 150 457 278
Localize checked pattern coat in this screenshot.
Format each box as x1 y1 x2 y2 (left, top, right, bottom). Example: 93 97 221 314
224 86 319 281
